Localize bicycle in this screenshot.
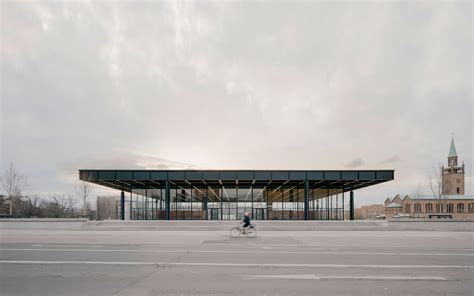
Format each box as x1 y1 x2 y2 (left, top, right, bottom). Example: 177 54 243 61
230 223 257 238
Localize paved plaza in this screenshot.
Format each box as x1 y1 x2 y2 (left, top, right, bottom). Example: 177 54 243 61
0 228 473 296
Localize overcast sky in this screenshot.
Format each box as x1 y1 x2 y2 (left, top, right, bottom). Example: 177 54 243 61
1 1 472 206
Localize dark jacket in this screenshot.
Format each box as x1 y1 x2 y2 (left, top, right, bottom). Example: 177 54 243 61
242 215 250 227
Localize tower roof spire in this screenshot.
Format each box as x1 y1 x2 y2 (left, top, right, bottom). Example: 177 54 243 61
448 136 457 157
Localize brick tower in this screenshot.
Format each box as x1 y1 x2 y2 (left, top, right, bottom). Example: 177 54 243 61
441 137 465 195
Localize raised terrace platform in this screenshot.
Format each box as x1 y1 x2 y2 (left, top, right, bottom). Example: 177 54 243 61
1 219 473 231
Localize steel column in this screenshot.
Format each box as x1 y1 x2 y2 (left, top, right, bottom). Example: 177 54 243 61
129 188 132 220
327 188 330 220
120 191 125 220
204 188 208 220
145 187 148 220
165 180 171 220
251 186 254 219
304 180 309 220
350 190 354 220
221 186 223 220
190 187 193 220
342 189 345 220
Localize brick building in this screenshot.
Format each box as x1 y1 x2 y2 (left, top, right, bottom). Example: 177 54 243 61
385 138 473 220
355 204 385 219
385 194 474 220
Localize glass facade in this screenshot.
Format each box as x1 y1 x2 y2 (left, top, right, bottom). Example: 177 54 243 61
129 184 346 220
130 188 165 220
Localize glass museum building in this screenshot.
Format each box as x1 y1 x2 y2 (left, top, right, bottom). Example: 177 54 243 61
79 169 394 221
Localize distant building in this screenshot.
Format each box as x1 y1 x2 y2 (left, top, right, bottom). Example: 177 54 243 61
384 137 472 220
355 204 385 220
384 194 474 220
442 137 465 195
96 195 120 220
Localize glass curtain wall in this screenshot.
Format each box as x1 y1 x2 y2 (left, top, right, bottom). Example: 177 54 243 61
207 187 221 220
282 187 304 220
266 185 305 220
308 188 344 220
130 188 165 220
252 187 266 220
129 185 346 220
266 187 282 220
222 186 237 220
191 187 206 220
147 188 164 220
238 187 252 220
130 189 146 220
170 186 207 220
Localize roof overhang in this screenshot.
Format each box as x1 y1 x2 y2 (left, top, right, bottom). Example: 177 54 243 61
79 169 394 193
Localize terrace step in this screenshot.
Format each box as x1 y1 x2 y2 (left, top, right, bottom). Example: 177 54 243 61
84 220 388 231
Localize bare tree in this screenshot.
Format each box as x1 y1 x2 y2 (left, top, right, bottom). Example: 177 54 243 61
29 195 44 217
43 195 76 218
76 174 93 216
428 165 442 198
53 195 76 217
0 163 27 215
413 182 424 198
428 164 444 212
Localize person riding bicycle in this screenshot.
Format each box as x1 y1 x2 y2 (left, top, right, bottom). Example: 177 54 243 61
241 211 251 233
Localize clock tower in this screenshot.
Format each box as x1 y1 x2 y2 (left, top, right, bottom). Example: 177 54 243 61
441 137 465 195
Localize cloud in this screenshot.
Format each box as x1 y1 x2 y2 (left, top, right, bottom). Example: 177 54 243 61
344 158 365 169
60 153 198 184
1 1 472 204
381 155 401 164
71 153 198 171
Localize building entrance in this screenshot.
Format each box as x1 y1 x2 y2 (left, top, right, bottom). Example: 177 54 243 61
253 208 266 220
208 208 221 220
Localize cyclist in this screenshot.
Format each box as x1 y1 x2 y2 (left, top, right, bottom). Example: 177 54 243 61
241 211 251 234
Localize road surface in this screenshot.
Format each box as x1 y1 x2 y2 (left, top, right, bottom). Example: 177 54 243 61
0 229 473 295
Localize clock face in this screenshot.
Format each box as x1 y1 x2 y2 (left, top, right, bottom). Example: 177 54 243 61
456 179 461 183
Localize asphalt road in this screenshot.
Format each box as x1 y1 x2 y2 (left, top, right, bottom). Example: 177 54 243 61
0 229 473 296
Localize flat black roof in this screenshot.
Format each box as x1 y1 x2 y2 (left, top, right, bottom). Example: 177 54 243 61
79 169 394 193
